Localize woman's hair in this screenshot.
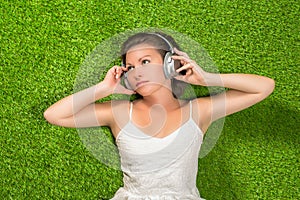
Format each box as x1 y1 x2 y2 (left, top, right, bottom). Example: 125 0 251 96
120 32 187 99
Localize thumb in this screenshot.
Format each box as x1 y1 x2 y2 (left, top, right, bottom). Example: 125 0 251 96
113 81 136 95
121 87 136 95
173 74 186 82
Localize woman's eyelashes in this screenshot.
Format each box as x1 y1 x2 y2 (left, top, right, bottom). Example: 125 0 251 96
142 59 150 65
126 59 151 70
127 65 135 71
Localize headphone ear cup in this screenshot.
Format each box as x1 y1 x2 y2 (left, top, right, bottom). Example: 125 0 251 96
120 59 134 90
163 52 176 79
121 72 133 90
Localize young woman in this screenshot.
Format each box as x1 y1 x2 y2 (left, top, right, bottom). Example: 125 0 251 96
44 32 275 199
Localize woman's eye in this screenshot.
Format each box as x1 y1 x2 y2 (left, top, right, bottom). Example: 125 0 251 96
142 59 150 65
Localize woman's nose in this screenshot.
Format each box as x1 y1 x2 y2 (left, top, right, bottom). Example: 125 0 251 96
134 72 142 80
133 67 144 80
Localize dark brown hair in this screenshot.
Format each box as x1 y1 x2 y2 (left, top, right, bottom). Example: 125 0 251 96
121 32 187 98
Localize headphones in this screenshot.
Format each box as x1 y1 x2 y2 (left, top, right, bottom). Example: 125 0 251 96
121 32 183 90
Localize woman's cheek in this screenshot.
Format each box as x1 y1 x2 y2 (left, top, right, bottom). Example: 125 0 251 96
127 64 166 90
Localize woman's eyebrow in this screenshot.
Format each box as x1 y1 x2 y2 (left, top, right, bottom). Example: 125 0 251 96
126 55 151 66
138 55 151 62
125 62 133 66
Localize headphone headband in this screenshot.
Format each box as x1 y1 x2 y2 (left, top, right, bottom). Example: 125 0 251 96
148 32 174 54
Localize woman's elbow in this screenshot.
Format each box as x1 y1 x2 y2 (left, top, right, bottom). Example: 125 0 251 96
43 109 58 125
44 109 76 128
266 78 275 96
261 77 275 99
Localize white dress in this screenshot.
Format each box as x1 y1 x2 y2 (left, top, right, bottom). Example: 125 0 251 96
111 101 205 200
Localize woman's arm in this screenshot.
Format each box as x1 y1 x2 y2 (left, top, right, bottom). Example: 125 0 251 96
172 49 275 130
44 66 133 128
202 73 275 121
44 83 111 128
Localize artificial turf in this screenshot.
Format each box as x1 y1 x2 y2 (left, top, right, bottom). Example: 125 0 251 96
1 0 299 199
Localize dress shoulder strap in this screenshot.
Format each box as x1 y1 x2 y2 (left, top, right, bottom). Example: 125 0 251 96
189 100 193 119
129 102 133 120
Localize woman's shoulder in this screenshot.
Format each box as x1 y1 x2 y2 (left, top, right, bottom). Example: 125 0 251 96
96 100 131 131
184 97 210 108
192 96 211 105
109 99 131 106
94 100 131 117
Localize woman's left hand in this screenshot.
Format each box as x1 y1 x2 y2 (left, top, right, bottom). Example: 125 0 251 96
172 48 210 86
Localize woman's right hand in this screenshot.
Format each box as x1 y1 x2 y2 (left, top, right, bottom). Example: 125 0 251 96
102 66 135 95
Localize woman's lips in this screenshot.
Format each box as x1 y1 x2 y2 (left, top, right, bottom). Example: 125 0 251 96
136 81 149 88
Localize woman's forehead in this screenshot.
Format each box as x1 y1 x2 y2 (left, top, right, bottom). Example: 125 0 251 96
125 46 163 64
127 44 157 53
126 45 161 57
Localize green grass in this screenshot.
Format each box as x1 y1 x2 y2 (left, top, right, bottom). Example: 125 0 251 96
1 0 299 199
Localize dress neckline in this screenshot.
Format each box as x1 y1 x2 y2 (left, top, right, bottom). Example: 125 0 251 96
116 117 204 142
127 118 192 140
115 100 204 141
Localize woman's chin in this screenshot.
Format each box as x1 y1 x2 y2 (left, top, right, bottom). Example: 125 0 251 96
135 84 171 97
135 86 157 97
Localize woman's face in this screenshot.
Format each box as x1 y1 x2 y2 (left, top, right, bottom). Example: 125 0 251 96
124 44 171 96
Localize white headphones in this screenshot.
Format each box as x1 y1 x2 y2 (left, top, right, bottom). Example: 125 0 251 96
121 32 182 90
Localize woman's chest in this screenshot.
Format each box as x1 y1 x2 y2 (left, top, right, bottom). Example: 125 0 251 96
131 105 190 139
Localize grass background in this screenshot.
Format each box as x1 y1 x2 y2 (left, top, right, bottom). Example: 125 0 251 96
1 0 299 199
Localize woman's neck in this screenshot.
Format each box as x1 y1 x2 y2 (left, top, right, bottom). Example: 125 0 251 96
141 91 181 111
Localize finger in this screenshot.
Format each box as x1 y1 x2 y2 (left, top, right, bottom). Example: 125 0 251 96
115 83 136 95
171 55 191 64
185 68 193 76
121 66 128 71
176 63 193 73
174 75 185 82
113 66 125 79
112 67 118 79
116 67 123 79
123 89 136 95
118 87 135 95
171 55 189 61
172 55 191 62
174 48 190 59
